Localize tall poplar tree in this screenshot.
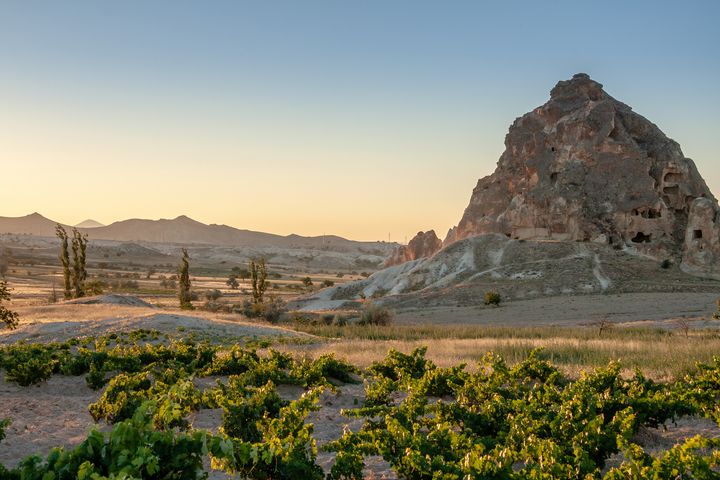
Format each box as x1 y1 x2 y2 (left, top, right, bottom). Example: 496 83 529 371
55 224 72 299
250 258 268 304
71 228 88 298
178 248 193 310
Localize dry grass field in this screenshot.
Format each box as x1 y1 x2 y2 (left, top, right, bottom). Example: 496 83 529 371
3 264 720 381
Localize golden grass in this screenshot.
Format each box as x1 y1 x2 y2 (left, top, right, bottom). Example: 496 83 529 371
277 330 720 381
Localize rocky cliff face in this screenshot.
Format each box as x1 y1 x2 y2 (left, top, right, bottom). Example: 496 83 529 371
449 73 719 277
385 230 442 267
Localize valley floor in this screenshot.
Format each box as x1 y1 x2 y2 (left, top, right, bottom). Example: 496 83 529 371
1 293 720 477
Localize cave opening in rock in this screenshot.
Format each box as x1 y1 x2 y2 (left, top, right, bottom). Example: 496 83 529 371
631 232 652 243
632 208 662 219
693 229 703 240
664 172 683 183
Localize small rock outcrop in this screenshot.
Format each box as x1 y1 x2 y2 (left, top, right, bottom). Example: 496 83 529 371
384 230 442 267
445 73 719 277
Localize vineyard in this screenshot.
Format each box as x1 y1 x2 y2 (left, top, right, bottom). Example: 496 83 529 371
1 332 720 479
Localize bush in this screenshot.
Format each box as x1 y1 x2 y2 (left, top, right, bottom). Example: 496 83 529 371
202 300 224 312
322 279 335 287
6 357 54 386
371 287 388 299
204 289 223 301
660 259 672 269
242 297 287 323
484 290 501 306
85 280 106 295
0 280 19 330
357 303 393 326
221 382 286 442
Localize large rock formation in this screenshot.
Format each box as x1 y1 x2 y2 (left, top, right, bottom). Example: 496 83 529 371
384 230 442 267
448 73 719 277
311 73 720 312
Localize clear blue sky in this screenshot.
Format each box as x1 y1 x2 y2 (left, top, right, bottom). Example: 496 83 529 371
2 1 718 241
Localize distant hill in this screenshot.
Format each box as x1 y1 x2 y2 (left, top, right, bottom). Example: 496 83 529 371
0 213 63 237
75 219 105 228
0 213 395 252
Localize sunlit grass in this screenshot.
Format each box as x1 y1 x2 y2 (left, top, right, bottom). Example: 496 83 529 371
279 323 720 381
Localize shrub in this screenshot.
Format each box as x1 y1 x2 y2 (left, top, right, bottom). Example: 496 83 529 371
85 280 106 295
0 280 19 330
242 297 287 323
220 382 286 442
89 371 154 423
226 275 239 289
6 357 54 386
660 258 672 269
202 300 224 312
357 303 393 326
371 287 388 299
205 289 223 301
484 290 501 306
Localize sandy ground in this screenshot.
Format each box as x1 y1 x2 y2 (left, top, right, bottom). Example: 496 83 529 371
0 371 104 467
395 292 719 327
0 301 310 344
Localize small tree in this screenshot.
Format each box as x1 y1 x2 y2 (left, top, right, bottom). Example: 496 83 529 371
231 266 250 281
675 317 691 338
226 274 239 289
48 283 58 304
302 276 313 287
589 317 614 337
204 289 222 302
71 228 88 298
55 224 72 299
250 258 268 304
484 291 501 306
178 249 193 310
0 280 19 330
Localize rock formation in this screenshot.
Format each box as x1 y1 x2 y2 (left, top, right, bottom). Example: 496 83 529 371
445 73 719 277
385 230 442 267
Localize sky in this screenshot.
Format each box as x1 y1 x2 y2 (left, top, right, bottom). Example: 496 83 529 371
2 1 719 242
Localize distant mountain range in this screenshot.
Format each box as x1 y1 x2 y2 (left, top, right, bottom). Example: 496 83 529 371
0 213 395 251
75 219 105 228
